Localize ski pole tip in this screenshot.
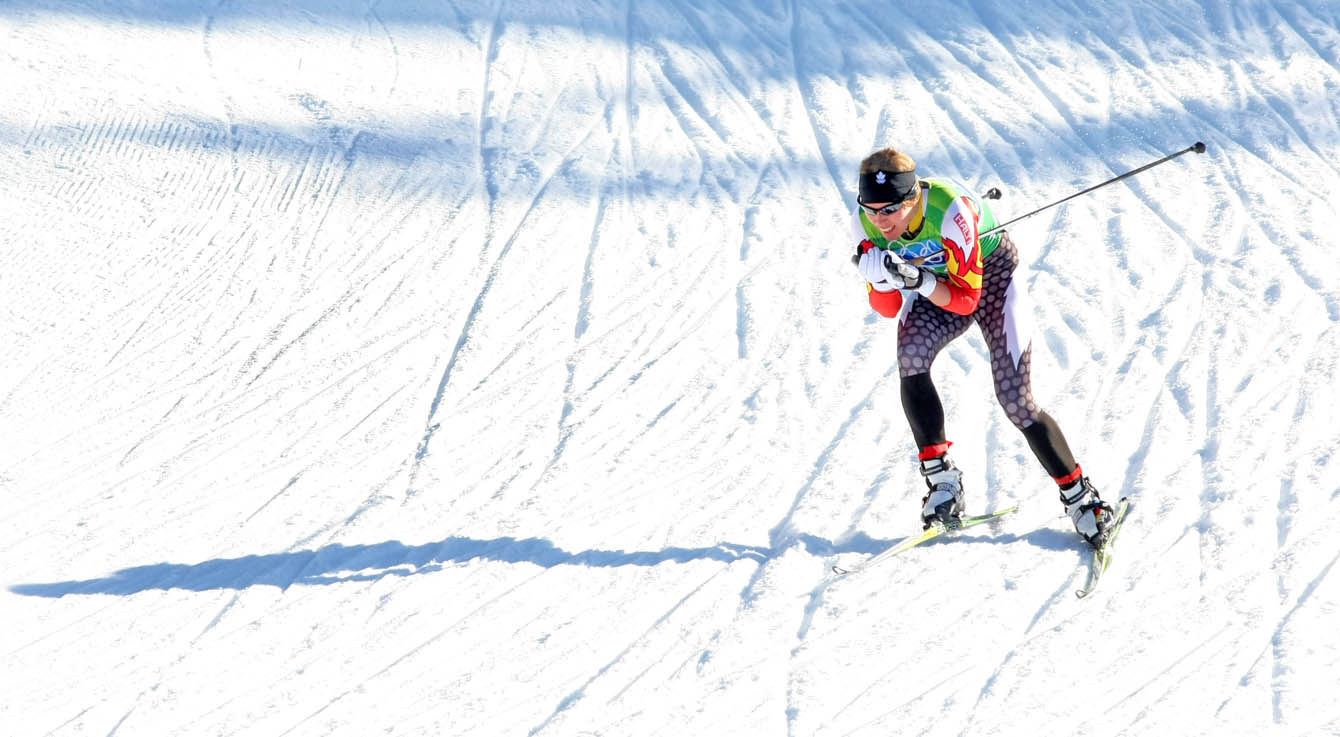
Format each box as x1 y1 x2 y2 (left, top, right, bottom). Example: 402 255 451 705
1193 141 1206 153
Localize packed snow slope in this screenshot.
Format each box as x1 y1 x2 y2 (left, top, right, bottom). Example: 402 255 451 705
3 1 1339 735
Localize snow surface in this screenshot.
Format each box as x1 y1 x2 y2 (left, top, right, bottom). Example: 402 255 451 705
3 1 1339 735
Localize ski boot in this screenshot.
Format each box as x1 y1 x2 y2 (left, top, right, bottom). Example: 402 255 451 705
1061 476 1115 549
920 454 965 529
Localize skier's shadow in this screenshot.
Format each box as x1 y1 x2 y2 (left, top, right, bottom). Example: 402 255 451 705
929 526 1078 552
8 532 894 598
9 523 1078 598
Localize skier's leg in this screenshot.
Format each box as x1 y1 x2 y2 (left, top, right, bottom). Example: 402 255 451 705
899 373 945 452
898 295 972 525
1019 411 1077 480
898 294 972 453
1020 411 1115 545
973 234 1077 477
976 234 1115 546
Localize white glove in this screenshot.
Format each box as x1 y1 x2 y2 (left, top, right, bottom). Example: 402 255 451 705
857 249 938 297
857 248 897 291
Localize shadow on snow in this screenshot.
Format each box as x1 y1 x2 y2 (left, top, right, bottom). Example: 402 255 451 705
9 526 1077 598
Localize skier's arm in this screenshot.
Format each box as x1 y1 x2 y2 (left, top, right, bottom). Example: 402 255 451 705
931 197 985 315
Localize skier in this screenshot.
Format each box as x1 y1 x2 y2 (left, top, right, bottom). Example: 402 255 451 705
849 147 1115 548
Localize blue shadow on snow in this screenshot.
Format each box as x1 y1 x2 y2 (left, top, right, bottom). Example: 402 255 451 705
9 526 1074 598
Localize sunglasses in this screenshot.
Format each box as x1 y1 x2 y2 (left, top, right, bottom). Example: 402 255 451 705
858 199 910 216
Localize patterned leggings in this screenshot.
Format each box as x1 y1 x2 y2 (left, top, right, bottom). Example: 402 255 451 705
898 234 1077 479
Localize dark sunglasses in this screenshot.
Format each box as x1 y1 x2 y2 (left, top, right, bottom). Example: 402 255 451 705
859 199 909 216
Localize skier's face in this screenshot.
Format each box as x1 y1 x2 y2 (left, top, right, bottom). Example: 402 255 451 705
861 196 918 238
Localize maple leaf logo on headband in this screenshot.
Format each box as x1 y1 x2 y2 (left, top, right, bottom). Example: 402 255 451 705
875 171 887 184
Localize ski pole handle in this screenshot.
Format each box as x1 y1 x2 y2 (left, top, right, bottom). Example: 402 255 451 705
883 253 920 281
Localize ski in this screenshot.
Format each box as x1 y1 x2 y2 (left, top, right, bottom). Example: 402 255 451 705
1075 497 1132 599
831 505 1018 576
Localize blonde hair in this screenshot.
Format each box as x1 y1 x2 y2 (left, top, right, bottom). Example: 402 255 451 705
860 148 916 175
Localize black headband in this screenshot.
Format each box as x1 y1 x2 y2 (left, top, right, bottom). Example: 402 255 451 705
858 169 919 205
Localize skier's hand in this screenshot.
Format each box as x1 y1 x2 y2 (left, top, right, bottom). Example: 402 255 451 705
858 248 938 297
894 261 938 295
884 252 939 298
856 247 898 291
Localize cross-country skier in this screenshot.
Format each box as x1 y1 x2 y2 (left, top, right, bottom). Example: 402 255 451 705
849 146 1115 548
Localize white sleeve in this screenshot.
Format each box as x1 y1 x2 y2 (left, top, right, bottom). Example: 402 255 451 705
940 197 978 259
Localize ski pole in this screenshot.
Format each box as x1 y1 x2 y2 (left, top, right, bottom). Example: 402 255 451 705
980 141 1206 237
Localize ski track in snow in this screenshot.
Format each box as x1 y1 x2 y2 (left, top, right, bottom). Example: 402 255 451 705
3 1 1340 735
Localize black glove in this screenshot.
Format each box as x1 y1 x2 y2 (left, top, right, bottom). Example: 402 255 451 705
885 254 928 289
